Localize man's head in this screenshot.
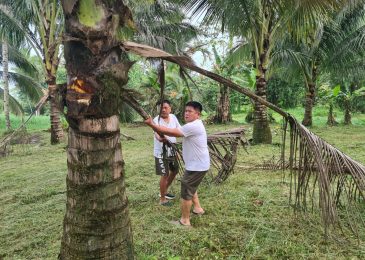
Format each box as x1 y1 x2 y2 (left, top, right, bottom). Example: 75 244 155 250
184 101 203 123
157 99 172 118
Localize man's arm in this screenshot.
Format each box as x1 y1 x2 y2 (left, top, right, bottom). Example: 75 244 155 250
154 132 167 142
145 117 184 137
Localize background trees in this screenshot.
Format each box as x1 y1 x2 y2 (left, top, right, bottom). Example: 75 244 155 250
176 0 350 143
0 0 65 143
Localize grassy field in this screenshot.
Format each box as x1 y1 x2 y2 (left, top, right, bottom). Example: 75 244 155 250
1 112 365 259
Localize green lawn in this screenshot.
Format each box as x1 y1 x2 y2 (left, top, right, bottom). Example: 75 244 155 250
1 114 365 259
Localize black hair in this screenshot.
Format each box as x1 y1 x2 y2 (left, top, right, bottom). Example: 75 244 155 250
156 99 171 106
185 101 203 112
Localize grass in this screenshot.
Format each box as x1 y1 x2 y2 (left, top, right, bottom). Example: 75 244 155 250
0 115 51 134
1 114 365 259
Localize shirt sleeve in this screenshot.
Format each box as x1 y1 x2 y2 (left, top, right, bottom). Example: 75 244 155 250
180 121 200 137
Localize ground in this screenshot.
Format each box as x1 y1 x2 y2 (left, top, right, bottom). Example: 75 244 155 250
1 108 365 259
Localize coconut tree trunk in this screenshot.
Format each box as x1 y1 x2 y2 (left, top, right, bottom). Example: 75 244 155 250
215 84 231 123
253 42 272 144
2 40 11 131
302 66 317 127
326 103 337 126
59 1 134 259
344 101 352 125
48 77 64 144
302 81 316 126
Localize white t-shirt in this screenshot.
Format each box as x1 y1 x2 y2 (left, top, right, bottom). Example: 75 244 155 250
153 114 181 158
180 119 210 171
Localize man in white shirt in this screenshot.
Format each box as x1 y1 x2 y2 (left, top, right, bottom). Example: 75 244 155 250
145 101 210 227
153 100 181 206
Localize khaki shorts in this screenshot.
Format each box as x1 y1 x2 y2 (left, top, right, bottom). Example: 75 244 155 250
181 170 208 200
155 156 179 176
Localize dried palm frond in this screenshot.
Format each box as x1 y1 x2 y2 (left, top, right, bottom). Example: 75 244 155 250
0 92 49 153
122 41 365 235
168 127 247 184
285 115 365 236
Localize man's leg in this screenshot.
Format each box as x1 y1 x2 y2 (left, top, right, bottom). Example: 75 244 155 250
180 198 193 226
192 192 204 214
166 170 177 190
160 175 169 203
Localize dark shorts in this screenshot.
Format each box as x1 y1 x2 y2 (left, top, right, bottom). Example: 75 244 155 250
181 170 208 200
155 156 179 176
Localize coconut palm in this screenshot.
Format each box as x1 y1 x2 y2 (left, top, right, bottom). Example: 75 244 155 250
130 1 198 54
1 40 10 130
0 0 64 143
176 0 348 143
271 1 365 126
0 42 43 125
58 1 138 257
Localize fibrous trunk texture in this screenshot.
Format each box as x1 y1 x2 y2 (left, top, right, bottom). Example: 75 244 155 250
344 103 352 125
326 104 338 126
302 82 316 126
215 84 232 123
2 40 10 130
253 71 272 144
252 34 272 144
59 1 134 259
49 81 64 144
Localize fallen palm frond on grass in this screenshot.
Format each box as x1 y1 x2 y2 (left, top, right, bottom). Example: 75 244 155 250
0 92 49 155
121 41 365 235
173 127 248 184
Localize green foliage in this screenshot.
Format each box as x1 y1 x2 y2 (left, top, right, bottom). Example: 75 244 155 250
266 77 304 108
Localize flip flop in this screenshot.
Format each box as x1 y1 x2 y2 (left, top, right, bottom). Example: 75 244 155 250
192 210 205 216
170 220 192 228
160 201 173 207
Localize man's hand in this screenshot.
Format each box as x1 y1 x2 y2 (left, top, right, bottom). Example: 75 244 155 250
155 133 167 142
144 117 153 126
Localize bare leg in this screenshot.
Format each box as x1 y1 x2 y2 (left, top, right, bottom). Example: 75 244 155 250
192 192 204 214
180 198 192 226
160 175 168 203
166 170 177 189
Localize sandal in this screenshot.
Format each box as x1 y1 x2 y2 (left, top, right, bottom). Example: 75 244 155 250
160 201 173 206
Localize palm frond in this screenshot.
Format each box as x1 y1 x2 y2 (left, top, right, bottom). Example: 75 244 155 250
0 70 44 102
0 2 39 50
225 40 251 66
132 1 198 54
285 116 365 235
0 87 24 115
0 43 40 78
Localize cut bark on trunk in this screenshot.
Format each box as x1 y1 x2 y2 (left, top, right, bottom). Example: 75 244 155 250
59 1 135 258
2 40 11 131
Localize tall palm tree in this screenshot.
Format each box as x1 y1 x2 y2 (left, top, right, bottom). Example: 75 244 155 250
177 0 348 143
2 39 10 130
0 0 64 143
58 1 136 258
207 44 232 123
0 42 43 121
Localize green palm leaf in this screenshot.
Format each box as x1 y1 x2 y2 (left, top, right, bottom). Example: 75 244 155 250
0 70 44 102
0 87 24 115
